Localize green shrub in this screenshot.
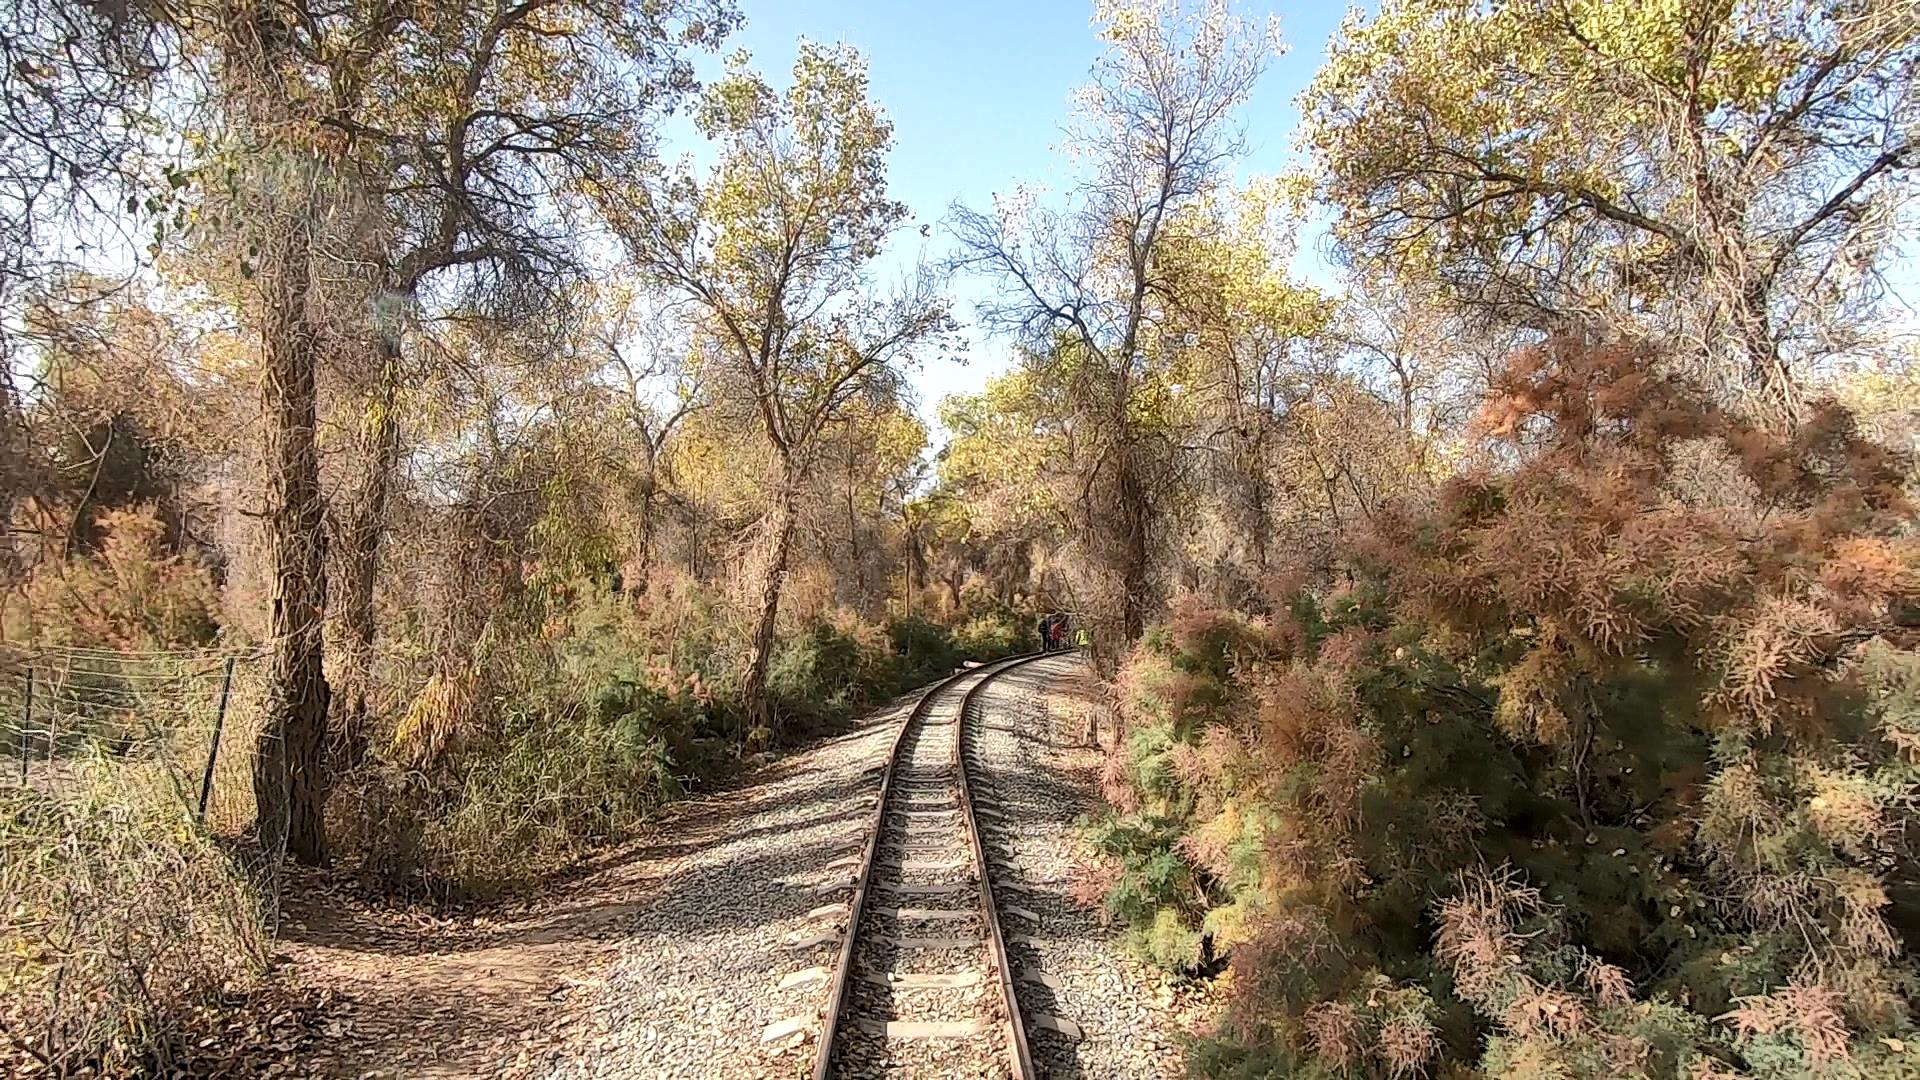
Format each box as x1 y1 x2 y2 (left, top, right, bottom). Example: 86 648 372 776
770 619 874 729
951 609 1031 661
340 666 714 900
341 578 1032 900
887 614 962 686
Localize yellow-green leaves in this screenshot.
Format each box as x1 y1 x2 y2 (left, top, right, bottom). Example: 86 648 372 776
613 39 947 486
1307 0 1919 414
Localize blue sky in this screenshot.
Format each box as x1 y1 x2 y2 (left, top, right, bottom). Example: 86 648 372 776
668 0 1356 433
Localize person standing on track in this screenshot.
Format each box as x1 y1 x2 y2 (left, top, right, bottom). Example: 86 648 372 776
1037 612 1054 652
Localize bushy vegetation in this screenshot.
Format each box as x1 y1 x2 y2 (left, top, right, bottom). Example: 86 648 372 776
0 781 269 1074
332 584 1026 900
1092 343 1920 1078
5 508 220 652
5 0 1917 1071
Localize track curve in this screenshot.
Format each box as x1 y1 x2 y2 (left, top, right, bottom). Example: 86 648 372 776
813 652 1050 1079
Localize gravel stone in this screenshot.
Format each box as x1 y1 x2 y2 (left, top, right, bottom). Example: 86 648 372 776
533 698 914 1080
831 663 1013 1078
523 655 1202 1080
967 654 1197 1080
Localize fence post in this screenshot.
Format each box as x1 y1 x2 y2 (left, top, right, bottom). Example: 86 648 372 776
197 656 236 820
17 667 30 785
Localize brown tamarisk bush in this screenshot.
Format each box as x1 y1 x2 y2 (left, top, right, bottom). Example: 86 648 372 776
1091 340 1920 1078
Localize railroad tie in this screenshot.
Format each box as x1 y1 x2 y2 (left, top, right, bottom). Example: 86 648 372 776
783 928 839 950
857 970 982 989
878 856 969 871
807 874 857 896
761 1014 814 1043
1029 1014 1085 1040
874 879 973 896
879 935 983 949
779 966 830 989
873 906 975 920
1018 967 1063 990
855 1019 987 1039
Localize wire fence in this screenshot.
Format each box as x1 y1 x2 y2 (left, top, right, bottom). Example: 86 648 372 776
0 643 286 913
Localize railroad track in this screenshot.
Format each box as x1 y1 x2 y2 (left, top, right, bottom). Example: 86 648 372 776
805 652 1052 1079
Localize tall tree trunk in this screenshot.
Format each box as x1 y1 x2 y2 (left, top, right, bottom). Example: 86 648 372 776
1739 287 1799 428
742 482 799 740
1242 421 1272 584
1115 436 1150 642
328 338 400 773
253 219 333 865
0 370 28 588
845 440 864 602
626 476 657 596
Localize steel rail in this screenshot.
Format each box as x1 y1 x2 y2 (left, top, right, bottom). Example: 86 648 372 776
811 651 1040 1080
953 651 1050 1079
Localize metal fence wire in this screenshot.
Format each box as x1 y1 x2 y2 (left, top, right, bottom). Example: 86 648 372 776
0 644 286 913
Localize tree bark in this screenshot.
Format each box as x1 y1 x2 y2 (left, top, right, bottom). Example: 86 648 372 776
0 371 28 588
845 439 865 603
253 219 333 866
328 337 400 774
1115 435 1150 643
625 475 658 596
742 481 799 739
1739 287 1800 428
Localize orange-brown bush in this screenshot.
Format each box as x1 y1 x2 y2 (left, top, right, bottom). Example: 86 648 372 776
1092 340 1920 1078
5 507 219 651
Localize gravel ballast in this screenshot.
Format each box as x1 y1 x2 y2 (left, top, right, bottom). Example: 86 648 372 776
522 654 1203 1080
531 699 914 1080
965 653 1201 1080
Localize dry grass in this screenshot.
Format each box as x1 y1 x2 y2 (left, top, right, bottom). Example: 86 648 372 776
0 767 270 1075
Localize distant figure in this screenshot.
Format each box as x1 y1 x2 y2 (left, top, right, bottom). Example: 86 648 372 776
1036 613 1053 652
1048 616 1066 653
1074 626 1090 649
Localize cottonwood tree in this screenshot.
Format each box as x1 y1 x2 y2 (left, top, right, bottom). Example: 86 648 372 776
283 0 733 769
1305 0 1919 424
591 291 705 592
163 0 729 860
1326 275 1506 470
606 42 951 738
1149 177 1331 590
951 0 1279 642
934 371 1076 609
207 7 341 862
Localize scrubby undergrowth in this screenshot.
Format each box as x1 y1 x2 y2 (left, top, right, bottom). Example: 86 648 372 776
332 586 1034 901
0 780 271 1075
1090 341 1920 1079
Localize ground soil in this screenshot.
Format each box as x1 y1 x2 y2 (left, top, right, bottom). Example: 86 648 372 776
274 770 819 1078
